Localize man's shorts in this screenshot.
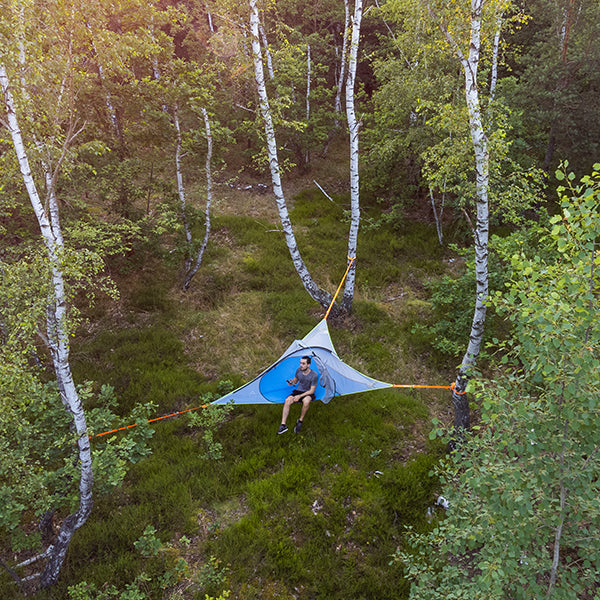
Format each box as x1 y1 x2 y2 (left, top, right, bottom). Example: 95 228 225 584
291 390 315 402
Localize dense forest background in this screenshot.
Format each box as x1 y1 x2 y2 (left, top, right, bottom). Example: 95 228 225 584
1 0 599 598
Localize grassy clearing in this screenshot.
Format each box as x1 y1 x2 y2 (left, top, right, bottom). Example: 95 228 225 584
6 182 459 600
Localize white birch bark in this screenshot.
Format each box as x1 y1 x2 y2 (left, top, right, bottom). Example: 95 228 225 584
0 63 94 588
489 15 502 103
184 107 213 290
249 0 333 310
305 42 311 165
173 103 193 274
17 6 65 248
335 0 350 115
424 0 490 433
259 20 275 81
341 0 363 312
206 3 215 33
429 185 444 245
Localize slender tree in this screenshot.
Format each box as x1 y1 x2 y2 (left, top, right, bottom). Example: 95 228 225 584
322 0 350 158
1 62 93 589
334 0 350 116
248 0 334 311
184 107 214 290
421 0 499 435
340 0 363 312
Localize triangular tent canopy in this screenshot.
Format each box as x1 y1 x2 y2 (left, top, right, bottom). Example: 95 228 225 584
212 319 392 405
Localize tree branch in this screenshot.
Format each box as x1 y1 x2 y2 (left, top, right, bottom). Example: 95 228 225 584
0 557 24 591
314 180 335 202
15 545 54 569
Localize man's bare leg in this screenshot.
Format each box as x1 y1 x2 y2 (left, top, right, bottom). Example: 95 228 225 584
281 395 295 425
299 397 311 421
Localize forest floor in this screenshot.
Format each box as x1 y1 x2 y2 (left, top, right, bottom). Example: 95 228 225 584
16 141 465 600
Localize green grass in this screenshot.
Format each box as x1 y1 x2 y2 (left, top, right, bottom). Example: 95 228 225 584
72 326 208 414
3 186 458 600
36 387 444 599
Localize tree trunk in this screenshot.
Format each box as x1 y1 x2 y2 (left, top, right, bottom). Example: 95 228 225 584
340 0 363 313
206 3 215 33
322 0 349 158
335 0 350 116
184 107 213 290
424 0 490 436
489 15 502 103
429 186 444 245
248 0 334 311
455 1 489 434
258 19 275 81
173 103 193 274
1 63 94 589
84 20 123 146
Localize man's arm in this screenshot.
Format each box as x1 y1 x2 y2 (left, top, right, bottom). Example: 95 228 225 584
300 384 316 398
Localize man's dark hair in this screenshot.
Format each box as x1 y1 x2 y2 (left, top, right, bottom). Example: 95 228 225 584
301 355 311 364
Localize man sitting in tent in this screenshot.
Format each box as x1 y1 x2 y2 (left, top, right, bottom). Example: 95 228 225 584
277 356 317 434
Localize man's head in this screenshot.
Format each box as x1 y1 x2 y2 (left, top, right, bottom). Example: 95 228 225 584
300 356 311 371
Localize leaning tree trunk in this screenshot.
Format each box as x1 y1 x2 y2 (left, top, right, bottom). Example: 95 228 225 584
184 107 213 290
340 0 363 313
1 63 94 589
424 0 490 436
248 0 334 310
489 14 502 104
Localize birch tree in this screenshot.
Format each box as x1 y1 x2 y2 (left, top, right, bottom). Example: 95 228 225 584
340 0 363 312
418 0 510 435
322 0 349 158
248 0 334 311
0 1 155 586
1 60 94 589
334 0 350 116
183 107 214 290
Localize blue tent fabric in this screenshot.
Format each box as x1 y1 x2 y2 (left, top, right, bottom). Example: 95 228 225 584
212 319 392 405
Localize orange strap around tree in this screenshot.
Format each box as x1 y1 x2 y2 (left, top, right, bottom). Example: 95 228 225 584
324 256 356 320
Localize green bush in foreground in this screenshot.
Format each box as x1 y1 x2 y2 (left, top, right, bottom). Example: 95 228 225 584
396 166 600 599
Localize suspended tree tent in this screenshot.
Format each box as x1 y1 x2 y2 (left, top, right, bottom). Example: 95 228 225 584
89 260 454 440
212 318 391 406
